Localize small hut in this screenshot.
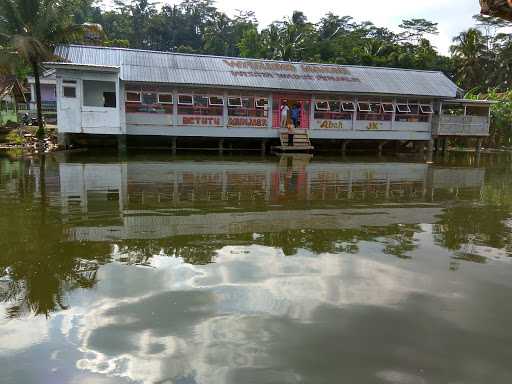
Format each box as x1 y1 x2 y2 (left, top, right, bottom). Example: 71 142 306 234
0 76 27 125
480 0 512 21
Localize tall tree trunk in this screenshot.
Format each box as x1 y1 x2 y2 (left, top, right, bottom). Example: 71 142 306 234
32 61 45 138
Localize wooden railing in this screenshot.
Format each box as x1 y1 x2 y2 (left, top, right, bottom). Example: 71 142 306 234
432 115 489 136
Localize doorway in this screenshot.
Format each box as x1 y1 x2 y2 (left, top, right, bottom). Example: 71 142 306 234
272 95 311 129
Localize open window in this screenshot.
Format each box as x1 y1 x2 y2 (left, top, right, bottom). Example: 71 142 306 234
178 95 193 105
420 104 433 114
228 97 242 107
141 92 157 105
209 96 224 106
228 96 267 118
255 98 268 109
341 102 355 112
357 102 372 112
382 103 394 113
158 93 173 104
315 101 330 111
329 101 341 112
396 104 411 113
83 80 116 108
126 91 141 103
194 95 208 106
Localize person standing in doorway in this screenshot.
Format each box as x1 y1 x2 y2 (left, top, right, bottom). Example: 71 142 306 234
280 100 289 128
291 104 300 128
287 121 294 146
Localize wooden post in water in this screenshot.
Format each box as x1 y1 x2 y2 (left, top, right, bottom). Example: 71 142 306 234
342 140 351 155
171 137 177 155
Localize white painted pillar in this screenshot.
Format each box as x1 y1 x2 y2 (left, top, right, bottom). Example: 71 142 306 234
352 96 357 130
267 94 273 129
223 91 229 128
391 98 396 130
172 90 179 126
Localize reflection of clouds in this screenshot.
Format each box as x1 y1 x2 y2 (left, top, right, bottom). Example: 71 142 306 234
0 304 49 354
62 245 439 383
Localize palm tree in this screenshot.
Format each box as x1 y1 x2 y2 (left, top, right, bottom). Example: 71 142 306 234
450 28 489 90
0 0 99 138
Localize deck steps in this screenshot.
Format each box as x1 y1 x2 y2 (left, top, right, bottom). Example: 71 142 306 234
274 129 314 152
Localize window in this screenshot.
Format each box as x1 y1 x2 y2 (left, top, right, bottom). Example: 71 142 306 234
382 103 395 113
104 92 116 108
341 102 355 112
158 93 173 104
63 86 76 98
396 104 411 113
142 92 157 105
83 80 116 107
209 96 224 106
228 97 242 107
178 95 193 105
329 101 340 112
126 91 141 102
357 102 371 112
194 95 208 106
315 101 330 111
420 104 433 114
228 96 267 117
314 100 353 121
178 94 223 116
63 80 77 84
255 98 268 108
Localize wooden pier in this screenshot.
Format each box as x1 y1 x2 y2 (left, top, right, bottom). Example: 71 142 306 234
273 129 314 153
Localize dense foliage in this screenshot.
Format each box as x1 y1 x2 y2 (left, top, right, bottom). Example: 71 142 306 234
68 0 511 92
1 0 511 143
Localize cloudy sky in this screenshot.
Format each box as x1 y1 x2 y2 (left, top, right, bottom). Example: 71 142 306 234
158 0 482 55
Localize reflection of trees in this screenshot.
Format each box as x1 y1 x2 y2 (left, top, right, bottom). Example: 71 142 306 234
115 225 422 264
0 157 110 318
433 206 509 251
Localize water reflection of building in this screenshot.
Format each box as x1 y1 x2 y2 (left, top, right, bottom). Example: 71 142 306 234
54 156 486 241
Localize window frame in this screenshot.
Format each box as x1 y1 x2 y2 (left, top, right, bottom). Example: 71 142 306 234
157 93 173 104
341 101 355 112
420 104 434 114
208 96 224 106
382 103 395 113
126 91 142 103
396 104 411 113
315 100 330 111
193 95 209 107
63 86 76 98
228 97 243 107
178 94 194 106
255 98 268 109
357 102 372 112
141 92 158 105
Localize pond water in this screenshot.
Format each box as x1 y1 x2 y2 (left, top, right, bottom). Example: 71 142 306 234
1 150 512 384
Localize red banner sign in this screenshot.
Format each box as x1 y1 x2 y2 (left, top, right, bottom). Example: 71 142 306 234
182 116 222 126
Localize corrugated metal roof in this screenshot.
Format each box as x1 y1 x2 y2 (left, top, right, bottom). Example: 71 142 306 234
54 45 459 98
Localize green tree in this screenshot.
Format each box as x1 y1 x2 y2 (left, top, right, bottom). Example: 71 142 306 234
0 0 99 137
450 28 488 90
399 18 439 44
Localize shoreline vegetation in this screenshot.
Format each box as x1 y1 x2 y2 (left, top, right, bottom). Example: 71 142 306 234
1 1 511 147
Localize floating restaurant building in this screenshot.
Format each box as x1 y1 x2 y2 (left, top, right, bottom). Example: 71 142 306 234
49 45 492 151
